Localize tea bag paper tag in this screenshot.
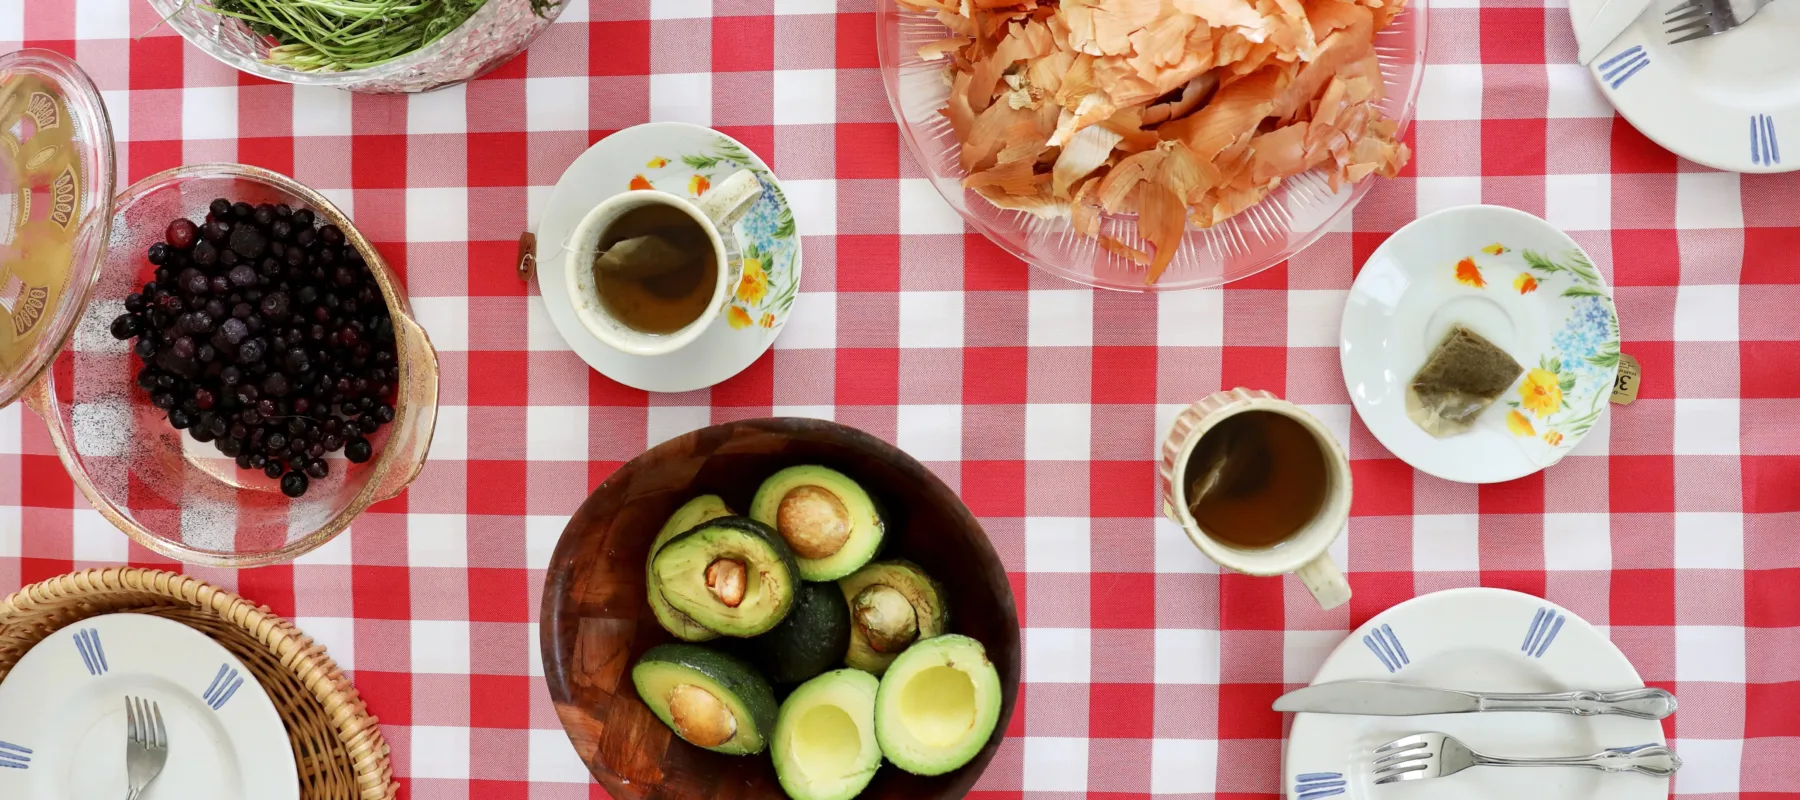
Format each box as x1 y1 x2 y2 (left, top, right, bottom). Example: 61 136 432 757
1610 353 1641 405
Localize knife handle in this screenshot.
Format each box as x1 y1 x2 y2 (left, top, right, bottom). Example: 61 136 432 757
1476 687 1677 720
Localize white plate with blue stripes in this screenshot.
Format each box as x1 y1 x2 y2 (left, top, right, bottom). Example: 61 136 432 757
0 613 298 800
1585 1 1797 173
1281 588 1668 800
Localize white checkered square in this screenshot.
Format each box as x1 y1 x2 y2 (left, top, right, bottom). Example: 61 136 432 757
527 406 590 461
1417 65 1483 121
1546 64 1615 119
411 620 472 674
0 3 22 41
0 405 17 454
1416 176 1484 217
410 296 470 351
72 508 128 562
1674 398 1739 454
1029 290 1094 347
774 292 837 349
526 515 566 571
1545 174 1611 231
646 406 712 447
292 86 353 137
1154 629 1222 685
1412 514 1480 572
292 616 355 670
408 514 469 568
1024 628 1091 683
408 84 468 135
526 77 589 132
1671 738 1742 795
779 179 836 237
1025 404 1091 461
650 0 712 18
772 70 837 124
1676 625 1746 683
1157 289 1224 347
1283 630 1344 683
1151 739 1219 794
0 505 19 559
1673 285 1739 342
526 296 569 352
405 188 469 243
1543 513 1611 571
410 726 471 779
429 405 468 462
181 87 237 140
1022 737 1088 791
76 0 130 40
898 291 964 348
898 179 965 235
774 0 836 12
296 528 353 566
1025 517 1091 573
649 73 713 125
1676 173 1743 229
896 404 962 462
528 728 595 783
1286 290 1348 348
1674 512 1744 570
1153 516 1218 574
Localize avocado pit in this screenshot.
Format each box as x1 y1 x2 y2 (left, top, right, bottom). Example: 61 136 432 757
667 683 738 748
852 584 919 654
706 557 748 608
777 485 853 559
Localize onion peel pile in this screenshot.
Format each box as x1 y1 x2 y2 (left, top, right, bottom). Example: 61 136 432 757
905 0 1410 284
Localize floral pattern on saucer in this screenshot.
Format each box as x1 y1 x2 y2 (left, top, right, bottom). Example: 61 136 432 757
634 138 799 334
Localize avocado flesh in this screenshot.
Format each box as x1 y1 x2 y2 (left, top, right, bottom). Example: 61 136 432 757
648 495 734 642
633 643 779 755
773 669 882 800
653 517 799 637
874 634 1002 776
839 560 949 675
751 466 885 582
754 581 853 686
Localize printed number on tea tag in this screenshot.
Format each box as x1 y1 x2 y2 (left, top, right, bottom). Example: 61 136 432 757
1610 353 1641 405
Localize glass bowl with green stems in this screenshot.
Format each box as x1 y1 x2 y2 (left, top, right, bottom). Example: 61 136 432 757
145 0 566 94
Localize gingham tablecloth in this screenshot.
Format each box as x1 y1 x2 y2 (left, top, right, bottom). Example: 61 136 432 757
4 1 1799 798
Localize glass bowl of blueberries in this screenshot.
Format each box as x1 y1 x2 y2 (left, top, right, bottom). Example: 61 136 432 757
27 163 440 566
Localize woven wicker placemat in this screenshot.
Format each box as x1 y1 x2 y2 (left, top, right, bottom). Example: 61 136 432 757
0 568 398 800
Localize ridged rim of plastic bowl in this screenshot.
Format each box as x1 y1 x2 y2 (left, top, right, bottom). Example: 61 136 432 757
875 2 1430 292
141 0 552 89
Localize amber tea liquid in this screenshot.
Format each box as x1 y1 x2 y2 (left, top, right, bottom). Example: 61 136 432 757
592 204 718 335
1184 410 1330 549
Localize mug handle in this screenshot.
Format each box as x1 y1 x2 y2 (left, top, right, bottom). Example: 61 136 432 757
1297 555 1351 610
695 169 762 232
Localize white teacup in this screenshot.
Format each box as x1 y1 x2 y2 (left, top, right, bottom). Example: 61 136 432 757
566 169 762 357
1159 388 1354 609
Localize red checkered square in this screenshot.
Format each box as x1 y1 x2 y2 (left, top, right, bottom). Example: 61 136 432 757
1216 684 1284 739
1091 573 1156 628
1088 684 1154 738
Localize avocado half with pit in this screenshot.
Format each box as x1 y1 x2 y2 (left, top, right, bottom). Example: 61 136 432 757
750 466 885 582
874 634 1003 776
771 669 882 800
632 643 779 755
647 495 736 642
838 560 948 675
652 516 799 637
754 581 853 686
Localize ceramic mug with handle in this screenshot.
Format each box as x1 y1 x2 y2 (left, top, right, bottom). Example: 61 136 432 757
565 169 762 357
1159 388 1354 609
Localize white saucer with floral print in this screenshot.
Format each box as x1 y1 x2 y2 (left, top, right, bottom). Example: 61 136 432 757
537 122 801 393
1340 205 1621 484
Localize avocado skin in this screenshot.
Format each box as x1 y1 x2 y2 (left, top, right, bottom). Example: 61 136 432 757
655 516 802 637
634 642 779 753
754 582 853 685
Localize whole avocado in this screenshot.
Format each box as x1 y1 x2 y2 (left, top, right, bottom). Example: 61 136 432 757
754 581 853 685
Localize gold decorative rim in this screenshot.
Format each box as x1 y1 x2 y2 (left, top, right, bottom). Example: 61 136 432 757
0 568 398 799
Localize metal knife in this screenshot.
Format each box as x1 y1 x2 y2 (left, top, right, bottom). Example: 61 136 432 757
1575 0 1656 65
1273 681 1677 720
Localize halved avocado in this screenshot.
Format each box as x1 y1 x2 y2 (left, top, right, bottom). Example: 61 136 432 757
772 669 882 800
754 581 853 686
653 516 799 637
750 466 885 582
874 634 1002 776
648 495 736 642
838 560 948 675
633 643 779 755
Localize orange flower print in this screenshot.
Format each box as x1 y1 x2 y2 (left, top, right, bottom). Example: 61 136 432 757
735 257 768 304
646 157 669 168
1519 368 1563 416
1513 273 1538 294
629 174 653 191
689 174 710 196
1506 409 1536 438
726 306 753 329
758 312 776 328
1543 429 1564 446
1454 257 1486 288
1482 243 1509 256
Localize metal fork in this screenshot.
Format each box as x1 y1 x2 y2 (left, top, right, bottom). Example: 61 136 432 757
1372 733 1682 785
1665 0 1776 44
125 697 169 800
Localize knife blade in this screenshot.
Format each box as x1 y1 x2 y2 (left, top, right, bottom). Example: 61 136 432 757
1273 681 1677 719
1575 0 1655 66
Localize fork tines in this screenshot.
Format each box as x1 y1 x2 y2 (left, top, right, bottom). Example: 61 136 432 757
1372 736 1433 784
1664 0 1726 43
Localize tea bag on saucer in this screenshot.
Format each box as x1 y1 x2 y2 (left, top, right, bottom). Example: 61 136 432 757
1406 325 1524 437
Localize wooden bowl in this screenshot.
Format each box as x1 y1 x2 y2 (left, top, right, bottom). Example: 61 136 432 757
541 418 1021 800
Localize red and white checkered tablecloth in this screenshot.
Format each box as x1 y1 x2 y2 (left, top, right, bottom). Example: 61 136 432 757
4 0 1800 798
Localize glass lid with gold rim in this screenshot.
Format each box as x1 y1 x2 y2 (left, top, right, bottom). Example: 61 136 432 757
0 49 116 408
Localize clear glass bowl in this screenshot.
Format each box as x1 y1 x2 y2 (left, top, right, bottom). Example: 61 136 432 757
143 0 565 94
20 164 440 566
875 2 1429 292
